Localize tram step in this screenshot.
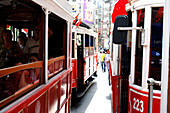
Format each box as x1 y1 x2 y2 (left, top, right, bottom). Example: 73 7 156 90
77 79 94 98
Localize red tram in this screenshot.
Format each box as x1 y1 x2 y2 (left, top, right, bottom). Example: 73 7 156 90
110 0 170 113
71 25 98 97
0 0 73 113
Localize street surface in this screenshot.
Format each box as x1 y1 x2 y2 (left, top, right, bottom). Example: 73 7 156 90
71 66 112 113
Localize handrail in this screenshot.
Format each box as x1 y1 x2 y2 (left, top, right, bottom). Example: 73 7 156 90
48 55 65 65
0 61 43 78
147 78 161 113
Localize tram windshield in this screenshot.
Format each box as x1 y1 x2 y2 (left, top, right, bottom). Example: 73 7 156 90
149 7 163 90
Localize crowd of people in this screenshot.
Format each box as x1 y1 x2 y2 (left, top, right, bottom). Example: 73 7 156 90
0 27 40 68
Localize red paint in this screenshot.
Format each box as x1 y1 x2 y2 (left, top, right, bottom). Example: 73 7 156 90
5 69 72 113
84 55 97 81
71 59 77 88
128 86 161 113
111 75 121 113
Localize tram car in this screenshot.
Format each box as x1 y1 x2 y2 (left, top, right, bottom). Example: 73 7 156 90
71 24 98 98
110 0 170 112
0 0 73 113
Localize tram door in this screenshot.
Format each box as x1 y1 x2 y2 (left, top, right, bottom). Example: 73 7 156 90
77 34 84 90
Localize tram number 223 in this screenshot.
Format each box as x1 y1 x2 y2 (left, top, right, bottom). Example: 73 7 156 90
133 98 144 112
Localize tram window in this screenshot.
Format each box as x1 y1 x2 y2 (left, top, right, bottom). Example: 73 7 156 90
0 67 40 102
149 7 163 90
90 36 94 47
134 9 145 86
72 33 75 58
0 0 43 106
85 34 90 47
48 13 66 76
48 13 66 58
90 36 94 55
94 38 97 52
85 34 90 57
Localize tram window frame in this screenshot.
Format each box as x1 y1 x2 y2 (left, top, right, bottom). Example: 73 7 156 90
134 9 145 86
149 7 163 90
48 12 67 78
0 0 44 108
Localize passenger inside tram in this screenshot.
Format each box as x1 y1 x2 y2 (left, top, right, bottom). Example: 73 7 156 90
0 57 29 101
0 29 23 68
28 53 40 78
25 26 40 56
10 58 30 90
19 53 40 89
18 32 28 53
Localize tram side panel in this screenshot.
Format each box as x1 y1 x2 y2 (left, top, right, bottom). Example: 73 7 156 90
128 86 161 113
71 59 77 88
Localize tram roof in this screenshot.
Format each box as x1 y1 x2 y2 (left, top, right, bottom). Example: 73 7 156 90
126 0 164 10
72 26 98 37
32 0 74 22
0 0 74 22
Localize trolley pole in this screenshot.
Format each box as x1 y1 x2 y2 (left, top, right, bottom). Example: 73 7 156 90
147 78 161 113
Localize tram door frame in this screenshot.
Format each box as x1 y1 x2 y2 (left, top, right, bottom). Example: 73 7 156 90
76 33 84 90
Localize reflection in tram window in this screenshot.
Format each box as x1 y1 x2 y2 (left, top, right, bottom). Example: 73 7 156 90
134 9 145 86
0 57 41 101
149 7 163 90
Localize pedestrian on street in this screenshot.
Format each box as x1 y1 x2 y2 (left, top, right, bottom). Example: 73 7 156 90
101 51 106 72
105 49 111 85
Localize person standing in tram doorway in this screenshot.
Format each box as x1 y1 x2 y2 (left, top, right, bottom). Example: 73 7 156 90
105 49 110 85
100 50 106 72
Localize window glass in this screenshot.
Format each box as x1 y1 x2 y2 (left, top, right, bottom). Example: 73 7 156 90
72 33 75 58
85 34 89 57
94 38 96 52
149 7 163 90
0 0 43 105
134 9 145 86
85 34 89 47
90 36 94 47
48 13 66 76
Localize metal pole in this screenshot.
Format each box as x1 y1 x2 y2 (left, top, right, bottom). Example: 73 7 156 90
147 78 161 113
147 78 154 113
116 45 120 113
